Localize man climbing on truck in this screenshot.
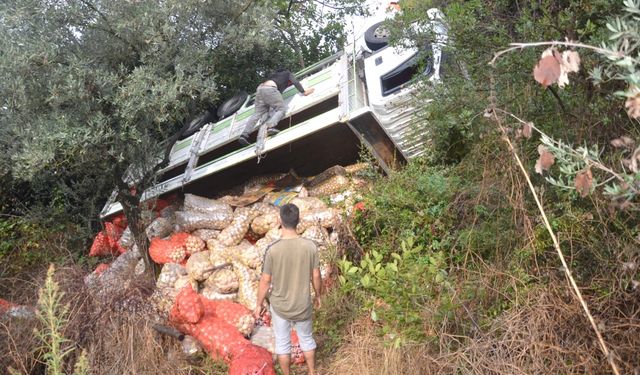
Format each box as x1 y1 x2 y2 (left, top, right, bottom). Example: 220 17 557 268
238 69 315 146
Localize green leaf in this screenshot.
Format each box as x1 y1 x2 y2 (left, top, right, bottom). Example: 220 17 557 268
361 274 371 288
387 262 398 272
370 309 378 322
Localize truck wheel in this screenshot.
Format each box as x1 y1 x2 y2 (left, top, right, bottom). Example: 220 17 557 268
217 91 249 119
180 109 217 139
364 22 390 51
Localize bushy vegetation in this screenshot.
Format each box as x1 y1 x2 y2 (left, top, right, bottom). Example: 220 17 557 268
323 0 640 373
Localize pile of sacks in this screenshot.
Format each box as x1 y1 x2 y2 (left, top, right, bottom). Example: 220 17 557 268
86 163 370 373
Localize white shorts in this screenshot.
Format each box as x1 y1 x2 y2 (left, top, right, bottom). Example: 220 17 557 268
270 306 317 355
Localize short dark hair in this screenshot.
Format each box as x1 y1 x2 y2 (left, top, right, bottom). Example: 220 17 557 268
279 204 300 229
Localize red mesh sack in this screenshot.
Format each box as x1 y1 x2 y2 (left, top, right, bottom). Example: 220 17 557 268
0 298 17 313
200 299 256 336
171 232 191 247
146 195 177 213
111 214 128 229
228 344 276 375
93 263 110 275
149 237 187 264
182 316 248 361
170 286 204 324
170 292 276 375
104 222 124 248
89 231 115 257
290 330 305 365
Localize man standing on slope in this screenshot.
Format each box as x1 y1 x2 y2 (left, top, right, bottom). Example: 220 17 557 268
254 203 322 375
238 69 315 146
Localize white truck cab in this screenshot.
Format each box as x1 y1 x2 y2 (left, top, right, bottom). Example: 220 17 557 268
100 5 448 219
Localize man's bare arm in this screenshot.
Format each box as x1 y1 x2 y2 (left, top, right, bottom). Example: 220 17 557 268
312 268 322 308
254 273 272 318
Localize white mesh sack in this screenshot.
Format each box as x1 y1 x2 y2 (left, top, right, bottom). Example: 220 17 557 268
175 210 234 232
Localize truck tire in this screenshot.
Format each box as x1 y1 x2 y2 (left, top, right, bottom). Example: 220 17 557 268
180 109 217 139
364 22 390 51
217 91 249 119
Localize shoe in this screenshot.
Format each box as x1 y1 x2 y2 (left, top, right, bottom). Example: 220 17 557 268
238 136 250 146
267 128 280 136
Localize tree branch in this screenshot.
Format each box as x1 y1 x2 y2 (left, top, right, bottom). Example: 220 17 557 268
234 0 256 22
490 40 623 66
78 0 141 56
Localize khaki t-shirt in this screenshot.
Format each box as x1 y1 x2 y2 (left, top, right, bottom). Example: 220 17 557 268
262 237 319 321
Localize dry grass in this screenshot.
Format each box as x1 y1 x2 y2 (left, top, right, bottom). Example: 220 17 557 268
324 283 640 375
0 263 228 375
325 318 433 375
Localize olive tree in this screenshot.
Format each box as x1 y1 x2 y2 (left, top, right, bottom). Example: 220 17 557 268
0 0 365 273
0 0 273 271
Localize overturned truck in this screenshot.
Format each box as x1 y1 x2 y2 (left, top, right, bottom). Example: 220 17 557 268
99 7 448 220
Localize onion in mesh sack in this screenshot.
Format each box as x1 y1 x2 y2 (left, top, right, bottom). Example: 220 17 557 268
183 194 234 215
191 228 219 241
301 227 336 280
254 238 276 257
233 260 259 311
199 299 256 336
218 207 259 247
157 264 188 289
186 250 216 281
211 250 231 268
145 217 174 240
169 289 276 375
307 174 350 197
250 201 276 215
289 197 327 213
159 205 177 221
203 268 239 294
175 210 234 232
149 234 188 264
306 165 346 186
301 226 329 244
200 288 237 302
264 227 282 242
174 274 198 291
206 238 225 253
250 209 279 235
345 162 372 175
150 287 180 318
297 208 341 233
229 240 263 269
185 234 206 255
207 239 231 264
